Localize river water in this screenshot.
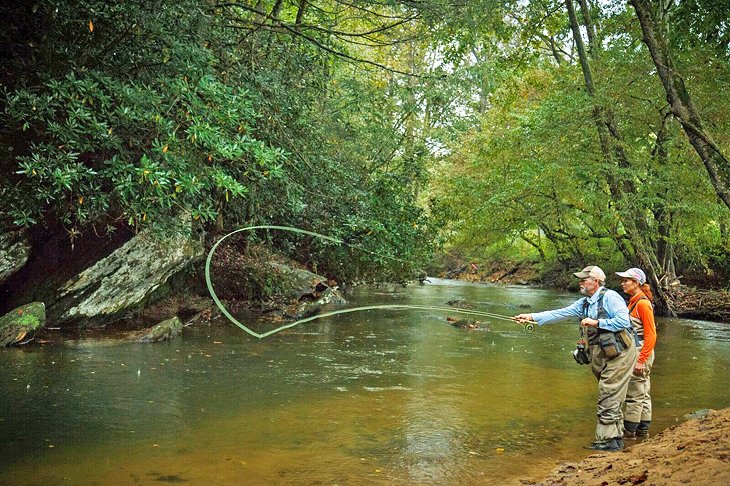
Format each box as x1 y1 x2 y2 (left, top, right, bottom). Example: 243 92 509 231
1 279 729 485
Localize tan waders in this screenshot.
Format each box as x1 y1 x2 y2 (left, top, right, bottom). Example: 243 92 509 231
625 349 654 424
590 340 637 443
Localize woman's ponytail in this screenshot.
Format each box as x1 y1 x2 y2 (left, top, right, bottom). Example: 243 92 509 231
641 283 654 302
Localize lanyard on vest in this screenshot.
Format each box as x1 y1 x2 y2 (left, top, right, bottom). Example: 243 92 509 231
579 288 607 343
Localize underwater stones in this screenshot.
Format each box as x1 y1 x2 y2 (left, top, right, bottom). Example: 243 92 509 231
0 302 46 346
684 409 715 420
446 299 475 309
0 229 30 283
137 316 183 343
446 316 484 330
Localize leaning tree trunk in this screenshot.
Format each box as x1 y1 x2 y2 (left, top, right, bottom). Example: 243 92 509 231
566 0 676 314
630 0 730 210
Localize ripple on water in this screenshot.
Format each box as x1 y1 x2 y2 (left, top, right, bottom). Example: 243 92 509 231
2 280 730 486
363 386 412 392
352 366 384 376
688 322 730 342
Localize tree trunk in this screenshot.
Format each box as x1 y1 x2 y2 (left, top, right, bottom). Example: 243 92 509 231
577 0 597 55
271 0 284 21
630 0 730 210
566 0 675 314
519 233 546 261
295 0 307 30
651 109 678 288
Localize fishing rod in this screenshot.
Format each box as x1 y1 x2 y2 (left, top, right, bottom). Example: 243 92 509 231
205 225 535 338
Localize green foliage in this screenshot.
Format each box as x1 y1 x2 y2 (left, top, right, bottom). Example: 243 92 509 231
0 0 437 282
3 72 273 229
3 0 724 289
433 3 730 284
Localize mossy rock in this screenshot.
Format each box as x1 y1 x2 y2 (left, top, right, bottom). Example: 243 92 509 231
0 302 46 346
283 288 346 320
445 299 475 309
137 316 183 343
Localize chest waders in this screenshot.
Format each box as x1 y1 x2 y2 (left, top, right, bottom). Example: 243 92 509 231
628 297 651 343
581 289 633 359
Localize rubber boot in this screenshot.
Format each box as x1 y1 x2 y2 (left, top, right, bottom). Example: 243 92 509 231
637 420 651 438
586 438 623 452
624 420 639 439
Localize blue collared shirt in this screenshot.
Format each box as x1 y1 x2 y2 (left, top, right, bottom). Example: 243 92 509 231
532 287 631 332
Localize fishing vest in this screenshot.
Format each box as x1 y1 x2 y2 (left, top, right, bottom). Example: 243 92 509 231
582 288 608 345
628 296 652 341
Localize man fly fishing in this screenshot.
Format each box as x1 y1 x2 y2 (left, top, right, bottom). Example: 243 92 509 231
514 265 637 452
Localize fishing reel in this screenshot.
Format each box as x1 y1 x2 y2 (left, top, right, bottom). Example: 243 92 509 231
521 322 535 332
572 341 590 365
511 316 536 332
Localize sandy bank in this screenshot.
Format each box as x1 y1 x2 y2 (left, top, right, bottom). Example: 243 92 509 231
524 407 730 485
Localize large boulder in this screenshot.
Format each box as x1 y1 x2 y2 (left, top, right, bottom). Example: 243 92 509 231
0 230 31 284
52 227 203 326
0 302 46 346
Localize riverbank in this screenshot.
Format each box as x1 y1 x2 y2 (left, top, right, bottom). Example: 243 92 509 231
519 407 730 485
440 261 730 323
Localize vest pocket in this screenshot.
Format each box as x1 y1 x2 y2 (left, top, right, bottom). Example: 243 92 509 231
617 329 633 349
597 332 621 359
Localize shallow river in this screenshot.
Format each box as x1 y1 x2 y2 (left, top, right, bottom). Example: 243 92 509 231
1 279 729 485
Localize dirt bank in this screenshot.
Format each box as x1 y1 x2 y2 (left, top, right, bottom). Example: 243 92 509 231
525 407 730 485
440 260 540 285
438 258 730 323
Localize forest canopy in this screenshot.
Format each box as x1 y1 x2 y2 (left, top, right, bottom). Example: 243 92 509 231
1 0 728 295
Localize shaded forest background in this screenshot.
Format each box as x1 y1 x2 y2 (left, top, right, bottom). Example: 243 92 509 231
1 0 728 316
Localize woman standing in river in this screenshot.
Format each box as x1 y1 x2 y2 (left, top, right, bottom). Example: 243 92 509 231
616 267 657 439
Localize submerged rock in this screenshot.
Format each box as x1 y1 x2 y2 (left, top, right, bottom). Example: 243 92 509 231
137 316 183 343
0 302 46 346
684 409 714 420
446 316 484 330
0 229 30 284
446 299 474 309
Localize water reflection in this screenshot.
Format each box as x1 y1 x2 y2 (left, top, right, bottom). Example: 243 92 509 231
0 278 728 484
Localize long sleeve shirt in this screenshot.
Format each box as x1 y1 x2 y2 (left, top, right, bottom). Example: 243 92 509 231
628 292 657 364
531 287 632 332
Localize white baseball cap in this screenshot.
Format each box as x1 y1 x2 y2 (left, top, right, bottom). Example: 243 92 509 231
616 267 646 285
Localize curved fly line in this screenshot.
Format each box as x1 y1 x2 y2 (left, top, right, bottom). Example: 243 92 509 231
205 225 535 339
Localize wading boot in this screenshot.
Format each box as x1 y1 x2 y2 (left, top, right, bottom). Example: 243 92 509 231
585 438 623 452
624 420 639 440
636 420 651 438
